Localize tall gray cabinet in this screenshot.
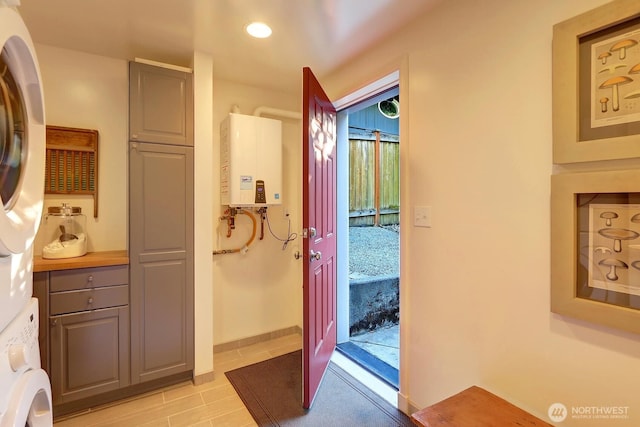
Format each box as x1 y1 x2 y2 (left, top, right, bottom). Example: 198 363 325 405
129 61 194 384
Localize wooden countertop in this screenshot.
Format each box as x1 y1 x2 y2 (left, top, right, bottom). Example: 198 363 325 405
33 250 129 272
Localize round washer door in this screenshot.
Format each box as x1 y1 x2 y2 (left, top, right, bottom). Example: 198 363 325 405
0 6 45 256
0 369 52 427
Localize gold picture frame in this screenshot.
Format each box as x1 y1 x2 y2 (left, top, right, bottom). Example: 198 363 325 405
553 0 640 164
551 169 640 334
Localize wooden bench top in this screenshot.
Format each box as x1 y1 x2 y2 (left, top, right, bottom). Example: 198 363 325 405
411 386 553 426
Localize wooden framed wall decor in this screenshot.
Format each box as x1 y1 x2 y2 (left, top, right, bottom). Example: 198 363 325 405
551 169 640 334
553 0 640 163
45 125 99 217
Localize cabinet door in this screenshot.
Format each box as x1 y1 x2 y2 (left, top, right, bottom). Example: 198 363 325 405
33 272 50 375
129 61 193 146
50 306 129 404
129 142 194 384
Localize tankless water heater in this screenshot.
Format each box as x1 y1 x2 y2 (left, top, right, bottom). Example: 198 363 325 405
220 113 282 207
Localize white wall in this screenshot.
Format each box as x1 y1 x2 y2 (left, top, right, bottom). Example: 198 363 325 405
325 0 640 425
34 44 128 254
193 51 215 379
211 79 302 345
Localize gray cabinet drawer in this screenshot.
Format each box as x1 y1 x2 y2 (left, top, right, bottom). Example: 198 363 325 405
50 265 128 292
50 285 129 315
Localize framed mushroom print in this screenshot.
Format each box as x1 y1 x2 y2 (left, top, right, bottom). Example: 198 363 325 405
553 0 640 163
551 169 640 334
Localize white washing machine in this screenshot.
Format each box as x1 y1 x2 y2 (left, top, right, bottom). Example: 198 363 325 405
0 299 51 427
0 0 45 330
0 1 52 426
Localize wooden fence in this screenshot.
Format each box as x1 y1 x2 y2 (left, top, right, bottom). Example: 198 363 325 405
349 130 399 226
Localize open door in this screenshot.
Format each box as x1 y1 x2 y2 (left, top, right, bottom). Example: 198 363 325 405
302 67 337 408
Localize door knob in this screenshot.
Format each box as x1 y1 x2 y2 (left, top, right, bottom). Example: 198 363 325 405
310 250 322 261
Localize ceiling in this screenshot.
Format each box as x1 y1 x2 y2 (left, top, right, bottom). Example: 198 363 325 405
18 0 441 93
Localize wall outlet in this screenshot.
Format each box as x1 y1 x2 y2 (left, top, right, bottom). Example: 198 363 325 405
414 205 432 228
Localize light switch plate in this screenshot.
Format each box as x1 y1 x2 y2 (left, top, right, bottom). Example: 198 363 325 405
414 205 432 227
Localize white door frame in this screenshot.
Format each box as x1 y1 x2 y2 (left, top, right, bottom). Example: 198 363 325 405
333 70 400 344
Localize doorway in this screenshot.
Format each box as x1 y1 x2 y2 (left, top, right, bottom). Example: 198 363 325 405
333 72 401 391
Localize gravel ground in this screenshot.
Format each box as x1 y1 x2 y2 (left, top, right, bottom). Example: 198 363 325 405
349 225 399 278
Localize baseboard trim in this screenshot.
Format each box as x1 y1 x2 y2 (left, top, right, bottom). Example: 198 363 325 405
192 370 215 386
213 325 302 354
397 391 415 414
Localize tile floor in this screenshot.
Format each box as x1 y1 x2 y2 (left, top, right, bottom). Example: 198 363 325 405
53 334 302 427
53 332 399 427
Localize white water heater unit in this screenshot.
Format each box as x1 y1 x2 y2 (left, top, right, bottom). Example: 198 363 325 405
221 113 282 207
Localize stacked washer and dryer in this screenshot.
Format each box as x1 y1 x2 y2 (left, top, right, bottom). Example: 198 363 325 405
0 1 52 426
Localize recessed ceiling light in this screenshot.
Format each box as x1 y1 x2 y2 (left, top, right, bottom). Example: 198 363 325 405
246 22 272 39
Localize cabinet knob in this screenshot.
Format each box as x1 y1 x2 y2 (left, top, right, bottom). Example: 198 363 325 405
87 297 94 305
50 319 58 326
87 275 94 284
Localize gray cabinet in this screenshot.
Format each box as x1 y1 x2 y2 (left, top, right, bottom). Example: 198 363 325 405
33 272 50 375
128 59 195 385
129 141 194 384
50 306 129 404
129 61 193 146
36 265 130 405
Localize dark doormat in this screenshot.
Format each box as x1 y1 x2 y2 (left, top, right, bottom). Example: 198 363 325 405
225 350 413 426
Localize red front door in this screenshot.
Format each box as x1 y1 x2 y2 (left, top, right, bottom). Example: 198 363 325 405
302 67 337 409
